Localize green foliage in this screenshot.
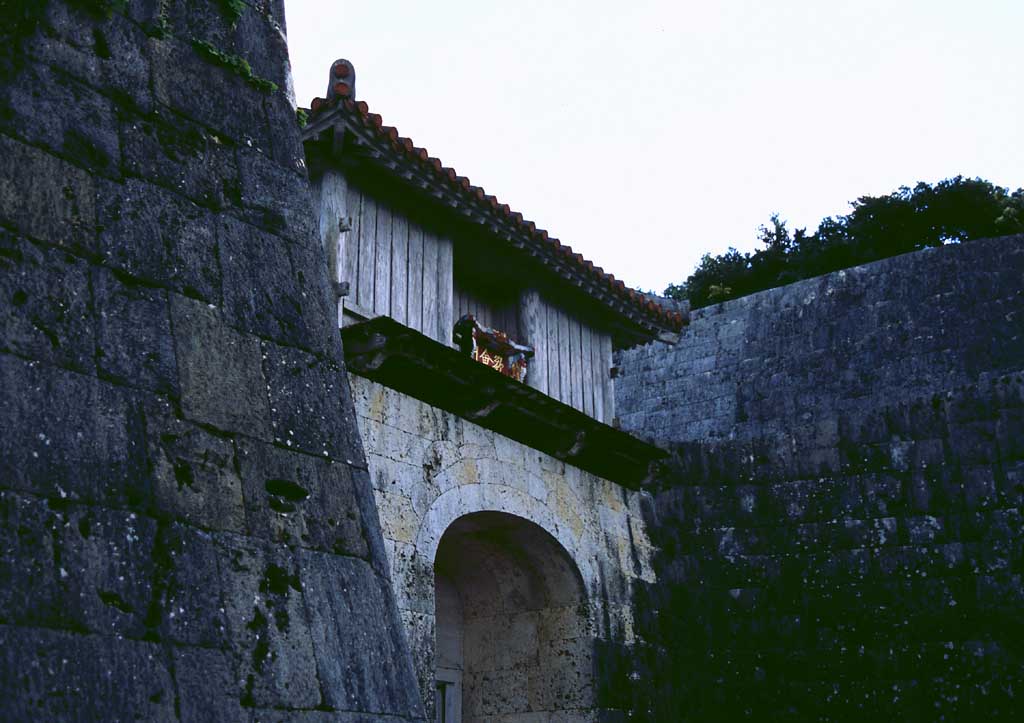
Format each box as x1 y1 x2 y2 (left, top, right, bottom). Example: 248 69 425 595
666 176 1024 309
707 284 732 301
295 108 309 128
191 38 278 93
217 0 247 26
143 0 172 38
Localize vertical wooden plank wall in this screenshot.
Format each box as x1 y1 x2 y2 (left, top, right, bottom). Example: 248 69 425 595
557 308 571 412
601 333 615 423
568 314 582 412
581 326 594 417
320 180 454 345
518 292 614 424
390 215 408 325
546 301 561 402
355 192 376 309
319 178 617 420
407 225 424 332
373 206 392 317
436 236 454 347
518 290 547 395
343 181 361 304
421 229 439 341
591 326 604 422
316 171 347 328
453 283 518 333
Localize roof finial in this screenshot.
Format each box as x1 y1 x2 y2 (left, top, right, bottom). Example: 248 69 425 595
327 59 356 101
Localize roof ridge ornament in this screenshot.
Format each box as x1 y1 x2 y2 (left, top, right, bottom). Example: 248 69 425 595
328 59 356 101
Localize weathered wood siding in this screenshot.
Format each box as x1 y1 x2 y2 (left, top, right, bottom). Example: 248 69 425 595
316 175 614 421
519 292 615 424
316 170 347 328
317 176 455 345
453 281 519 335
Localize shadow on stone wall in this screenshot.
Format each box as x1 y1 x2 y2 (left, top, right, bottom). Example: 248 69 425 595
628 373 1023 721
606 237 1024 720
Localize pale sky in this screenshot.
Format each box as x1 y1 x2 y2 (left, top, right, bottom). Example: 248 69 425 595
284 0 1023 293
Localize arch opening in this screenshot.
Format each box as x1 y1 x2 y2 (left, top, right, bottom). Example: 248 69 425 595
433 511 594 722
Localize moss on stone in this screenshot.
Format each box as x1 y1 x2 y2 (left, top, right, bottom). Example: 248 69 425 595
191 38 278 94
217 0 247 26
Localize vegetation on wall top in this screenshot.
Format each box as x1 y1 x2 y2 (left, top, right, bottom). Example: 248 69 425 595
666 176 1024 308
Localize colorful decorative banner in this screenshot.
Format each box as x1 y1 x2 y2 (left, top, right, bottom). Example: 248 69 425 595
453 315 534 382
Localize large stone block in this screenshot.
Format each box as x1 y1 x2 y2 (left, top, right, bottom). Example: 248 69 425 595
0 60 120 176
120 106 242 211
144 396 246 533
31 4 153 113
0 491 62 627
98 178 221 301
214 533 322 709
288 236 345 357
150 36 272 150
132 0 290 94
264 89 308 173
0 626 176 721
169 293 271 438
235 437 368 558
0 355 147 504
299 550 425 717
0 134 96 254
218 215 313 347
261 341 354 460
0 229 95 373
56 506 158 638
93 267 178 394
156 522 230 647
237 146 318 241
173 646 249 722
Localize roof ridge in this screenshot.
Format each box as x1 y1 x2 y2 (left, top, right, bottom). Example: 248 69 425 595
305 93 686 333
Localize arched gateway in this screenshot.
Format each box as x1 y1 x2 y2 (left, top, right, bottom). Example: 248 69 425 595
305 63 676 719
434 512 592 721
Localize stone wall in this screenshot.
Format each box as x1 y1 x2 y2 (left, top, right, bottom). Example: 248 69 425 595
617 235 1024 446
350 376 656 721
0 2 422 720
612 236 1024 720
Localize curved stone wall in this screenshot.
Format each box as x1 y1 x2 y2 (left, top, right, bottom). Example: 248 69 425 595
0 2 423 719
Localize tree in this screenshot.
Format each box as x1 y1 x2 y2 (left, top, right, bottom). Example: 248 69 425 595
664 177 1024 308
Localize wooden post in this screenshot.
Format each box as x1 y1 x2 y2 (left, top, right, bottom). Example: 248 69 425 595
317 169 348 328
547 300 561 402
421 230 438 341
373 204 392 317
591 328 605 423
558 308 571 408
390 213 409 326
517 289 547 395
407 223 424 333
601 333 615 424
581 324 594 417
436 235 454 347
356 192 376 309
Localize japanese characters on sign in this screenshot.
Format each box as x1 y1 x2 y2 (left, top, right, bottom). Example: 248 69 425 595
453 315 534 383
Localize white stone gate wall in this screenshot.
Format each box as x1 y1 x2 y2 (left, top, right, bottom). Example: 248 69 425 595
349 375 657 717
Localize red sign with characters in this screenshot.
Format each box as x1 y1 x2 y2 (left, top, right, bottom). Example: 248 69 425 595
453 315 534 382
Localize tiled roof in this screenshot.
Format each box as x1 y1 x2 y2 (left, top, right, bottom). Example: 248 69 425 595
304 87 686 336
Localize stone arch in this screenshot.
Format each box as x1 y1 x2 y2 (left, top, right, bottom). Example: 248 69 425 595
414 482 597 588
433 510 595 722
